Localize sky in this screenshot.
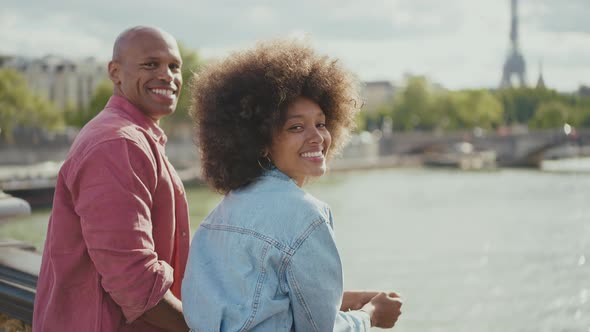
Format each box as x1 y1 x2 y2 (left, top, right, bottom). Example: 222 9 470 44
1 0 589 92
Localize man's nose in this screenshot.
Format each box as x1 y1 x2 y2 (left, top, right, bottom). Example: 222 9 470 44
158 66 174 82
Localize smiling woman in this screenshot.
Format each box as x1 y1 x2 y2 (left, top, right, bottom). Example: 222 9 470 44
182 39 403 331
269 96 333 186
190 39 359 193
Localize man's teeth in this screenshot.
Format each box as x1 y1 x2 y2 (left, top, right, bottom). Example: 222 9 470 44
152 89 174 96
301 151 323 158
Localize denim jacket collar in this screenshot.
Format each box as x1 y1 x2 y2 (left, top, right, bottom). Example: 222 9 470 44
263 168 297 186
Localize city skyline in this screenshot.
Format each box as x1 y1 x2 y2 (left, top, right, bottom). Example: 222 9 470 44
2 0 589 92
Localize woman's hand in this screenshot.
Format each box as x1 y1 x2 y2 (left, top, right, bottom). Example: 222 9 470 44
360 292 403 328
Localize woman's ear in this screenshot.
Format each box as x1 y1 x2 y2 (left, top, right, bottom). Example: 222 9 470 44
261 148 269 158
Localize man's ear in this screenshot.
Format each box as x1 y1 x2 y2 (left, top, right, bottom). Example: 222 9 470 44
108 61 120 85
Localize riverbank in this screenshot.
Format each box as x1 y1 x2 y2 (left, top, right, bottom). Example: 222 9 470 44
2 151 590 210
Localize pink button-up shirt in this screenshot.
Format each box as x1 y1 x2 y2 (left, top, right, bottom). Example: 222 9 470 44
33 96 191 331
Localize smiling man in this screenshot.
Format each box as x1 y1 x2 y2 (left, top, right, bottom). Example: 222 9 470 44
33 26 190 331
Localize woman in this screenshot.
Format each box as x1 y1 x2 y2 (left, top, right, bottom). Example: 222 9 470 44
182 40 402 331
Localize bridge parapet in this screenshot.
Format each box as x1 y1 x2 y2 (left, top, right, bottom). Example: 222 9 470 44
378 128 590 167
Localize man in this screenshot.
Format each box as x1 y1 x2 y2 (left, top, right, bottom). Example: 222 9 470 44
33 26 190 331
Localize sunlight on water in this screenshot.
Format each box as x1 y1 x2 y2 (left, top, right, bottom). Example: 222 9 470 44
1 168 589 331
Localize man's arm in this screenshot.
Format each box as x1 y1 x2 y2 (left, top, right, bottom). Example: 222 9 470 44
140 290 189 332
72 140 179 323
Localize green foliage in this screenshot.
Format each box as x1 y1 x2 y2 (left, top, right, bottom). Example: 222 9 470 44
358 76 590 132
65 80 112 128
577 97 590 127
447 90 504 130
495 87 562 124
358 103 393 132
392 76 436 131
161 42 204 129
0 68 63 143
529 101 570 128
388 77 503 132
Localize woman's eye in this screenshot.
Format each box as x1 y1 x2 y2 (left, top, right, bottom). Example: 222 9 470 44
317 123 327 128
288 125 303 131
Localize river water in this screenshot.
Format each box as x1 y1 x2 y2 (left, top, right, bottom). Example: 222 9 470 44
2 168 589 331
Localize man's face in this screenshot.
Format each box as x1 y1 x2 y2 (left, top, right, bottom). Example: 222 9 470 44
110 31 183 122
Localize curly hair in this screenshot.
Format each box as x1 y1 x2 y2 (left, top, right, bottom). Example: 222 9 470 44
190 39 360 194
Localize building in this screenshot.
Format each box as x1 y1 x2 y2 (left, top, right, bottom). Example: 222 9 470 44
1 55 107 111
361 81 396 113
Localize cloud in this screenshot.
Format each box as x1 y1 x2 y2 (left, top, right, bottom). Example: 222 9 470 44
1 0 588 91
524 0 590 34
0 9 112 60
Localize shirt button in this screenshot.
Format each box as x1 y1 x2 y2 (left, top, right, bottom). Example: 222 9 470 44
182 231 187 237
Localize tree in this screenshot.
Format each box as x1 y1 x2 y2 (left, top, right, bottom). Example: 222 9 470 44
162 42 204 126
65 80 112 128
0 68 63 143
529 101 574 129
495 87 560 124
392 76 437 131
451 90 504 130
357 102 394 132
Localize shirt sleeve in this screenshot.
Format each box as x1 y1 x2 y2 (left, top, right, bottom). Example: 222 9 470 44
286 219 371 332
69 138 173 323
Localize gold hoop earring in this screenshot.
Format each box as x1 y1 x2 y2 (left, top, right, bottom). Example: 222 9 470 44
257 155 274 171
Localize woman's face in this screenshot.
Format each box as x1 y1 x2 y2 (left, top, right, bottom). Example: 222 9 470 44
269 97 332 187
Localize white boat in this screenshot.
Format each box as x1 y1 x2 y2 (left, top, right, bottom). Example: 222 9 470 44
423 142 497 170
541 156 590 173
0 191 31 222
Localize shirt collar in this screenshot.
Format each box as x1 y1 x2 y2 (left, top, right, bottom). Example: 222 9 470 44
263 168 297 185
105 95 167 145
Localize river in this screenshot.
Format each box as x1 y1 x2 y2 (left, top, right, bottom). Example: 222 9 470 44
2 168 589 331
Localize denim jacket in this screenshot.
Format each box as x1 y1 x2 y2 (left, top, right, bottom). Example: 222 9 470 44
182 169 371 331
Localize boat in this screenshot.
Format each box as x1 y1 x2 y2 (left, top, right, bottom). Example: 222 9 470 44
0 191 31 222
541 156 590 173
423 142 496 170
0 162 60 208
0 191 37 327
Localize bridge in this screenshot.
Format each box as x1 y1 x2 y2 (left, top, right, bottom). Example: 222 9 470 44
379 127 590 167
2 127 590 184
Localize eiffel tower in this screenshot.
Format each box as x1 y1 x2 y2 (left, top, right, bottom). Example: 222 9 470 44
499 0 527 88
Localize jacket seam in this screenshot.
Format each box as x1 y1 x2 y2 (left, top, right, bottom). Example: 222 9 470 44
201 223 294 254
287 264 320 332
239 243 270 331
278 218 326 296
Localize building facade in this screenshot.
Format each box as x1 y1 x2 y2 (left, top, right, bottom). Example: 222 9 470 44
361 81 396 113
1 55 107 111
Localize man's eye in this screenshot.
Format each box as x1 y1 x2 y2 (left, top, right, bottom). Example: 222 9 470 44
170 63 181 70
142 62 157 68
